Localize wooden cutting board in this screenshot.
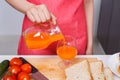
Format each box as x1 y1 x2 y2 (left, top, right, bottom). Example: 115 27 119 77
26 57 98 80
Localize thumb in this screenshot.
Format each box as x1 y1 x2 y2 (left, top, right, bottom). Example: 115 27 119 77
51 13 57 25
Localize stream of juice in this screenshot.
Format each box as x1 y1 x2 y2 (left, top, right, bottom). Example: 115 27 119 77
25 32 64 49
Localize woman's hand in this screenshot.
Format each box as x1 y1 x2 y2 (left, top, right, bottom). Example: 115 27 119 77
86 46 93 55
26 4 56 24
5 0 56 24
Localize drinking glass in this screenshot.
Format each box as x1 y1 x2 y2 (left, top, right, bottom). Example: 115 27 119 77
56 35 77 69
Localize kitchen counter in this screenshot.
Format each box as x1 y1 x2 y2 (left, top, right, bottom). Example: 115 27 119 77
0 55 119 80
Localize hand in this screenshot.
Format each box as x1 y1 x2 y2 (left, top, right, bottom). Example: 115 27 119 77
26 4 56 24
86 46 93 55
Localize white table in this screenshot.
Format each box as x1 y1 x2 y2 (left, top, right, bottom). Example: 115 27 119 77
0 55 119 80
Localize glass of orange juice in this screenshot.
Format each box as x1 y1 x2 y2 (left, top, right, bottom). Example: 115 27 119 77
57 35 77 69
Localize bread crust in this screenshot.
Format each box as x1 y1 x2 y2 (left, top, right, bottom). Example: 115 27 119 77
90 61 106 80
104 67 114 80
65 60 92 80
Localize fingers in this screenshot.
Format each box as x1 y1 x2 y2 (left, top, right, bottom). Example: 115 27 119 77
26 7 41 22
39 4 51 21
51 13 57 25
26 4 56 24
26 10 36 22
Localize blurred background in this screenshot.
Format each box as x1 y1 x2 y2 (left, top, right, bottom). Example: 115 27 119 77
0 0 105 55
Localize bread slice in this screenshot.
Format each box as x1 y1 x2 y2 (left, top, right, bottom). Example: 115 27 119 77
72 58 98 64
104 67 114 80
65 60 92 80
90 61 105 80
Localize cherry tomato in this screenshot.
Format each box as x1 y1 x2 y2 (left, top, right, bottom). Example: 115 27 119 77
3 72 16 80
21 63 32 73
9 65 21 75
10 57 23 66
17 72 30 80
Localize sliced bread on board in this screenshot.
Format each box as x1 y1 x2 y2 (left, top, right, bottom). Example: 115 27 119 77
90 61 105 80
104 67 114 80
65 60 92 80
65 60 114 80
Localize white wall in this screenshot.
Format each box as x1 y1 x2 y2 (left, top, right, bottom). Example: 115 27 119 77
0 0 24 35
94 0 101 38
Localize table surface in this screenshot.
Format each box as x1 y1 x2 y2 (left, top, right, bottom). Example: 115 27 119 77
0 55 119 80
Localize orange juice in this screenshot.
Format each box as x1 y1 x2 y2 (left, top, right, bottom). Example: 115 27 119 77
25 32 64 49
49 33 64 43
57 45 77 60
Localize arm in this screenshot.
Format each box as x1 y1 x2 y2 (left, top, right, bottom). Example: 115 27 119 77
5 0 56 23
6 0 35 14
84 0 94 55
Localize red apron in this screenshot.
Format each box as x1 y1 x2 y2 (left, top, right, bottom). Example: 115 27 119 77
18 0 87 55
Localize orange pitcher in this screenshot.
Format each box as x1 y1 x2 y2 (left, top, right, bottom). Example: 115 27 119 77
23 21 64 49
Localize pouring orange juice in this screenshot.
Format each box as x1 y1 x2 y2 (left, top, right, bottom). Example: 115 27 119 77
23 21 64 49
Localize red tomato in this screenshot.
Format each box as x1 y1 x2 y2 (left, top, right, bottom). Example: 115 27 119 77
9 65 21 75
3 72 16 80
10 57 23 66
21 63 32 73
17 72 30 80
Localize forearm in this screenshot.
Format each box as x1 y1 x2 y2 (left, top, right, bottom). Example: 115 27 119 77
84 0 94 54
6 0 35 14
